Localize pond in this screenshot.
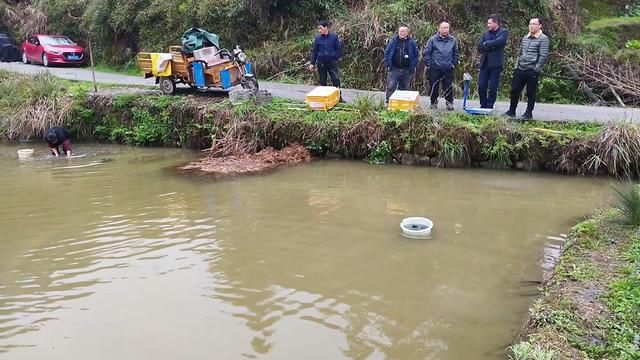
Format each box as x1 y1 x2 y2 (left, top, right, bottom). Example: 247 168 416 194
0 144 610 359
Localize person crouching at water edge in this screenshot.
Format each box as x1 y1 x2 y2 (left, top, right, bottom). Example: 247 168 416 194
384 25 419 104
45 127 72 157
423 20 459 111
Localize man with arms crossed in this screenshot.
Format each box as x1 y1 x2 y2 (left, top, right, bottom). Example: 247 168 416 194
477 14 509 109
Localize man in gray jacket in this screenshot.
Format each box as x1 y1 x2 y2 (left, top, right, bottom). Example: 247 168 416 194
423 21 459 110
504 18 550 120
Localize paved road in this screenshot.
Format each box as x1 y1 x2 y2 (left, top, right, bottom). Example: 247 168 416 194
2 61 638 123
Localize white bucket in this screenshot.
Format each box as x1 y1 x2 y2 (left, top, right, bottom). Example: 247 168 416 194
17 149 35 159
400 217 434 239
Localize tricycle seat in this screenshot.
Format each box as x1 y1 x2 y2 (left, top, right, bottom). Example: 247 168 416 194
205 58 232 68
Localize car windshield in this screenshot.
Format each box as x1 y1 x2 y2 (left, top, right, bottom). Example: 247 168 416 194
39 36 75 46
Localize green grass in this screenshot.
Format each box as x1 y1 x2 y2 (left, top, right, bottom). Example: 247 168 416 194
509 342 556 360
587 16 640 31
610 183 640 227
94 61 142 76
604 235 640 360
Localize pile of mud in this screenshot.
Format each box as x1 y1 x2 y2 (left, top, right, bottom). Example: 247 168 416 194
181 143 311 176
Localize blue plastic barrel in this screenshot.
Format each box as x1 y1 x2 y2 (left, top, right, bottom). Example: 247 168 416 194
220 69 232 89
193 61 205 88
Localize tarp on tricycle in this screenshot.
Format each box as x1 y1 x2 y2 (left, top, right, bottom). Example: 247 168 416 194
181 28 220 55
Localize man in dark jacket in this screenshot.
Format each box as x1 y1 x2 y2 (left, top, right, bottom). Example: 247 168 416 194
45 127 72 157
423 21 459 110
384 26 419 102
477 14 509 109
504 18 550 120
308 20 343 93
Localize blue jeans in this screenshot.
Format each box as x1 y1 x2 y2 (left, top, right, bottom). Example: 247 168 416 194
478 66 502 109
386 67 413 101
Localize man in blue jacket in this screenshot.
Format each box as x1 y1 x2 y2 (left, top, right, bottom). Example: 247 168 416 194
308 20 343 95
477 14 509 109
384 26 419 102
423 21 459 110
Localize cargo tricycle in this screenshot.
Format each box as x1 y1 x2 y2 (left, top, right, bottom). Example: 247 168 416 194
137 44 258 95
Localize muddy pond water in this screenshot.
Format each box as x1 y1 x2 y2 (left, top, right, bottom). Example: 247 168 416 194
0 143 610 359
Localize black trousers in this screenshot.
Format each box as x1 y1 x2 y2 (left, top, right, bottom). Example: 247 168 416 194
317 61 341 88
428 68 454 104
509 68 539 113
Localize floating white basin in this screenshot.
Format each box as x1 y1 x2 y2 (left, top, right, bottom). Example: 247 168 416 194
400 217 433 239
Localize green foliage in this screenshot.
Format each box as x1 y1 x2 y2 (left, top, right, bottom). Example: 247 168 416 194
380 110 411 124
3 0 633 105
558 259 600 281
610 183 640 227
438 138 466 166
629 5 640 17
68 105 96 138
0 72 66 109
537 76 587 105
367 140 391 164
569 219 603 248
482 135 514 168
0 71 74 139
95 61 142 76
353 95 384 119
91 95 179 145
625 39 640 49
509 342 555 360
131 108 171 145
580 16 640 55
304 139 327 156
587 15 640 31
16 0 341 64
112 94 137 110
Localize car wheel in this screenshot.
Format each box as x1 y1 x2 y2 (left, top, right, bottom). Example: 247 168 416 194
42 53 49 67
22 52 29 64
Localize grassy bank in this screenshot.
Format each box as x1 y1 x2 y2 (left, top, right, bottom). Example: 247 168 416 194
3 70 640 177
0 70 150 139
78 93 640 177
511 184 640 360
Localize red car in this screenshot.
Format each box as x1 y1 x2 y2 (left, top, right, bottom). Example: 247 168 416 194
21 34 86 67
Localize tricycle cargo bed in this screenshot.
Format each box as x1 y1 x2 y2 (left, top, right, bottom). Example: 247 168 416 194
136 49 189 78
